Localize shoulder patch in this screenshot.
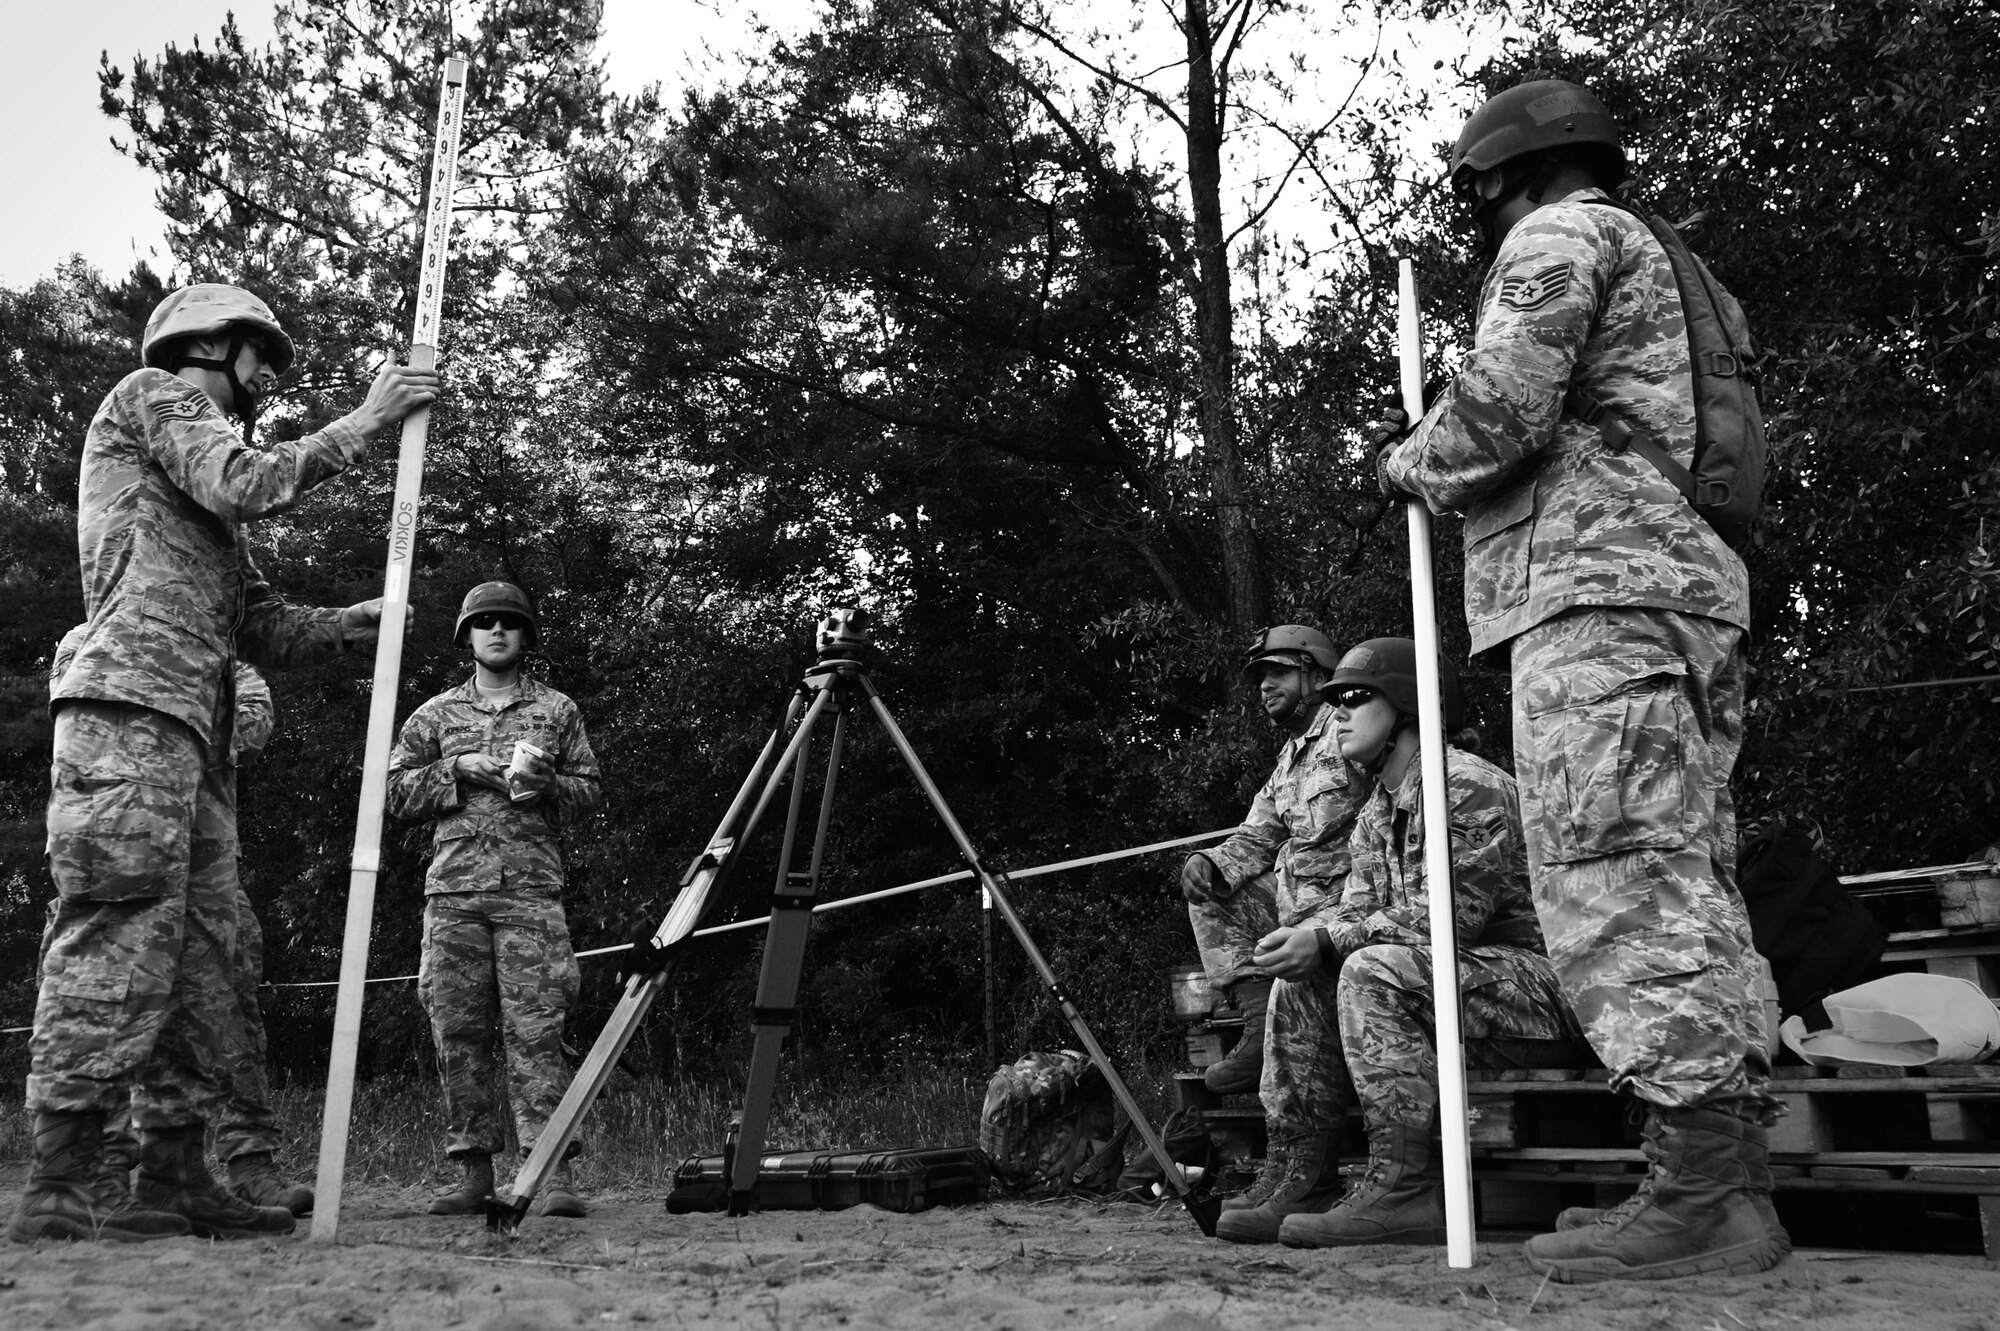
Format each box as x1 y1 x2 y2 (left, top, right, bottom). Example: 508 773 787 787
1498 262 1573 312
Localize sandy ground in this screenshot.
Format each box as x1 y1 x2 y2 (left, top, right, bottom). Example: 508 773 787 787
2 1168 1997 1331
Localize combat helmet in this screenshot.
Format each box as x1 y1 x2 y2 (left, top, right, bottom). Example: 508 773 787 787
1240 625 1340 681
454 581 541 647
143 284 296 375
1450 79 1626 192
1321 637 1465 732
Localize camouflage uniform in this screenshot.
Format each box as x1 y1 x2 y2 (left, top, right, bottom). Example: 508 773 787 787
1332 747 1579 1129
1193 704 1368 986
52 633 289 1168
33 370 366 1128
388 675 600 1158
1382 189 1774 1117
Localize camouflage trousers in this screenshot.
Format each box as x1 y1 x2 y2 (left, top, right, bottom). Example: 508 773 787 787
98 886 284 1171
1185 869 1278 989
1263 943 1581 1137
1261 968 1351 1138
418 890 581 1159
29 702 237 1129
1512 606 1777 1118
1337 943 1582 1130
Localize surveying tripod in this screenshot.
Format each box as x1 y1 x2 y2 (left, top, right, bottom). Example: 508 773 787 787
490 610 1218 1236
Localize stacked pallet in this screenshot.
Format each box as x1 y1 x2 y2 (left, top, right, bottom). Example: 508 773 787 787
1471 861 2000 1255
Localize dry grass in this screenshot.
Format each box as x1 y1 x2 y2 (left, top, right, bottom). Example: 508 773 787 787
0 1065 995 1190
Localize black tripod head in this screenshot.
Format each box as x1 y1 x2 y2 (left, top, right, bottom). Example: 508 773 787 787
814 607 871 660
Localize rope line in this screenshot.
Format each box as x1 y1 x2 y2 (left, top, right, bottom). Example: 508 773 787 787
7 830 1236 1025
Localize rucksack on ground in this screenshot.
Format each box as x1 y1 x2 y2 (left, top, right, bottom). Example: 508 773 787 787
1572 199 1768 549
1738 823 1886 1018
979 1050 1120 1194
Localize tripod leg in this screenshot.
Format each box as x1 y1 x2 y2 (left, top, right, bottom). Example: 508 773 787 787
728 704 850 1215
490 685 834 1232
857 681 1221 1237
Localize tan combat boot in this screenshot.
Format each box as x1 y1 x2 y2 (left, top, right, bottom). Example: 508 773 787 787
136 1124 295 1239
1214 1127 1339 1244
1279 1120 1445 1248
428 1153 496 1216
7 1111 190 1243
1555 1107 1789 1248
227 1152 314 1217
1202 979 1273 1096
538 1160 587 1218
1524 1106 1789 1282
1221 1133 1293 1214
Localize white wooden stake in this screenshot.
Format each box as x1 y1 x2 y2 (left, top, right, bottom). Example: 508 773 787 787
1398 257 1477 1269
311 55 469 1241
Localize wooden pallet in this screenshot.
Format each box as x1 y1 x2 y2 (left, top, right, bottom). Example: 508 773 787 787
1464 1065 2000 1256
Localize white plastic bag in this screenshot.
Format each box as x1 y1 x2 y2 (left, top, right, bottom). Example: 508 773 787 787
1779 973 2000 1068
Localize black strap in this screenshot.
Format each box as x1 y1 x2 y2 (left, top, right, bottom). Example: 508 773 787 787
1571 386 1699 504
1798 998 1833 1034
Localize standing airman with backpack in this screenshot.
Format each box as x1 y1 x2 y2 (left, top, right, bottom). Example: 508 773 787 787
1378 80 1786 1281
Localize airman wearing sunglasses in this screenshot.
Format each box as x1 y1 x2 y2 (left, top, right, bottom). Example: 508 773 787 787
15 285 438 1244
387 581 602 1221
1376 82 1785 1280
1186 625 1370 1235
1228 639 1579 1250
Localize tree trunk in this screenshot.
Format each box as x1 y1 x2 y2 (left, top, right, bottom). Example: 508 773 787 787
1183 0 1267 634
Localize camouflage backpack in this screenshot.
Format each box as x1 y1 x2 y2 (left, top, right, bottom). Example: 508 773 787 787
978 1050 1122 1194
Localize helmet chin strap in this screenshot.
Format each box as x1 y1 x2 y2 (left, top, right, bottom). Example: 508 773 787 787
1468 155 1564 260
175 332 262 443
1358 712 1418 776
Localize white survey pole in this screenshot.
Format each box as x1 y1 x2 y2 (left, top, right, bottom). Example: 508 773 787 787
1398 257 1476 1269
312 55 469 1241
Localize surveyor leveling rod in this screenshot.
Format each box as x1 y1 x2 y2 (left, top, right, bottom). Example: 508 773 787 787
1398 258 1477 1269
311 55 469 1243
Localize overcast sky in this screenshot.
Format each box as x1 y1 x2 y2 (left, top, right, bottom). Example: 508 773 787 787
0 2 1486 293
0 0 821 288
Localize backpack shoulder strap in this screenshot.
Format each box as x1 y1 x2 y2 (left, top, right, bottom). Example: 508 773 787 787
1564 196 1699 505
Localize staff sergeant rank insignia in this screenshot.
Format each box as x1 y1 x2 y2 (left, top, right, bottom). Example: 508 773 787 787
153 391 214 423
1498 262 1572 311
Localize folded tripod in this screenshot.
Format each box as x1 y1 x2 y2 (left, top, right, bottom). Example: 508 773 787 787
490 609 1218 1236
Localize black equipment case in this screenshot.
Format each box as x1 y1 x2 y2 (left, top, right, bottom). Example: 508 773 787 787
665 1145 991 1214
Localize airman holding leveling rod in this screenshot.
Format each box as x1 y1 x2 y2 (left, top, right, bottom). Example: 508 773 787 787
11 284 438 1244
386 582 601 1220
1378 80 1787 1280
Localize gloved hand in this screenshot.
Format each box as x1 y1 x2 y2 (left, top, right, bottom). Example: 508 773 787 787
614 918 673 987
1368 396 1415 500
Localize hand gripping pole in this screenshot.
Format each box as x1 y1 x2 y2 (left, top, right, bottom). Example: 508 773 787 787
1398 257 1477 1268
312 55 468 1241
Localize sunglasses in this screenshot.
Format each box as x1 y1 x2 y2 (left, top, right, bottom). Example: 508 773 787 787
1327 686 1377 710
467 613 527 633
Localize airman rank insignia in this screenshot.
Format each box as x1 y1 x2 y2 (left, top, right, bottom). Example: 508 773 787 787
1499 262 1572 311
154 392 213 423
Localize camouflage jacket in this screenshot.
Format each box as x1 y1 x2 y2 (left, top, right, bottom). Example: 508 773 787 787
1316 745 1544 965
1203 703 1370 925
53 624 272 764
53 368 370 749
386 674 602 895
1382 188 1750 660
